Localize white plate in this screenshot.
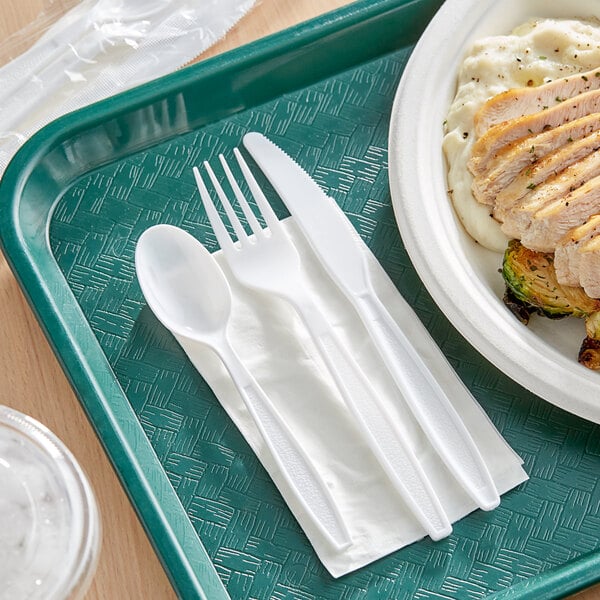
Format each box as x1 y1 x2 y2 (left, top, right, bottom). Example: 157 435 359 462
389 0 600 424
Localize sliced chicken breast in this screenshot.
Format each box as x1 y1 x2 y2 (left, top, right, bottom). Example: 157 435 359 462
496 150 600 238
499 180 578 240
475 127 600 206
555 214 600 286
475 67 600 136
578 235 600 298
469 112 600 193
521 174 600 251
469 88 600 176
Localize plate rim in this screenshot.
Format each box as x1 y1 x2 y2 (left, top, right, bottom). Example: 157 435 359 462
388 0 600 424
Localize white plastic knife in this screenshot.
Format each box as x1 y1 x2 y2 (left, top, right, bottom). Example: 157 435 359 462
243 131 500 512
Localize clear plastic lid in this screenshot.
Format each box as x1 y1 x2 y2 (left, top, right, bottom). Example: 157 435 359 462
0 405 101 600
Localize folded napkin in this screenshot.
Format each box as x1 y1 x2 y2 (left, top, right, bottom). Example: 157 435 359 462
177 218 527 578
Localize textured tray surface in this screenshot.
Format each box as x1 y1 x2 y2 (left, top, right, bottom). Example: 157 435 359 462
49 44 600 600
2 0 600 598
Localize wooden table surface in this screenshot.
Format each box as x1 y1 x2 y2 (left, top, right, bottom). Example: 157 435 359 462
0 1 598 599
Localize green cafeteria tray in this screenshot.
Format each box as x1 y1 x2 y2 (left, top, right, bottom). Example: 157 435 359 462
1 0 600 597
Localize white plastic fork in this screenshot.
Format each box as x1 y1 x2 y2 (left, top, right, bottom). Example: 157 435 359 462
193 151 453 541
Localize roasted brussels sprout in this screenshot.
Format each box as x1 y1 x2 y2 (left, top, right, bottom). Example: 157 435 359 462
581 312 600 370
502 239 600 369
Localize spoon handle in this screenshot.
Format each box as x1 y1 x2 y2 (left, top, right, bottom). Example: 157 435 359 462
218 339 352 551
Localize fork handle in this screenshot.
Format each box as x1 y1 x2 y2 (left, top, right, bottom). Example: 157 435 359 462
354 291 500 511
218 338 352 550
288 292 452 540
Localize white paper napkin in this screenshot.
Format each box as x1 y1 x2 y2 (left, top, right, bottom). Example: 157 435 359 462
176 218 528 578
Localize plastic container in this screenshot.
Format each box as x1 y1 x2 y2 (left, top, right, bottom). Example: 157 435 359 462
0 405 101 600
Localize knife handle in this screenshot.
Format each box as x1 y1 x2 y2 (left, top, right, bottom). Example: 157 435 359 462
289 292 452 540
218 336 352 551
354 291 500 511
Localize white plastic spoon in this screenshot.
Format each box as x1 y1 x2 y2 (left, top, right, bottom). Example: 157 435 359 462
135 224 352 550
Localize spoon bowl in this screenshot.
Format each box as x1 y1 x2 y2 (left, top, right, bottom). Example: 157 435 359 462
135 224 230 338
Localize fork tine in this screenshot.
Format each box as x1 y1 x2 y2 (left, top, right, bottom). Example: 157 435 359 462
219 154 263 238
203 160 249 245
233 148 281 233
193 166 235 252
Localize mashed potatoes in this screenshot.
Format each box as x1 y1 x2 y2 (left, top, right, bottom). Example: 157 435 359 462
443 18 600 252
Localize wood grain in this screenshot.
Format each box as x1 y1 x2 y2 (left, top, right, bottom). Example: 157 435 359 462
0 0 598 599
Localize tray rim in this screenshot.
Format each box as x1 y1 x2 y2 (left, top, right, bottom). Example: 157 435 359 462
1 0 599 598
0 1 432 598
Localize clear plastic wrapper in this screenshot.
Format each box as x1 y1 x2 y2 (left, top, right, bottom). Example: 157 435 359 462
0 0 257 175
0 0 80 69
